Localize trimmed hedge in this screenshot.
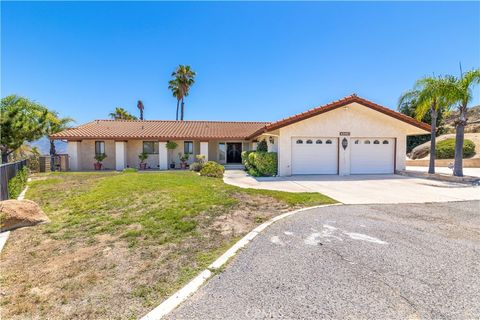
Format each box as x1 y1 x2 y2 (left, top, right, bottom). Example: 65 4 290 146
242 151 277 176
8 166 29 199
435 138 475 159
200 161 225 178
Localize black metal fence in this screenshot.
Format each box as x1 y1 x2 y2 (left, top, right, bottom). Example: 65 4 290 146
0 159 28 201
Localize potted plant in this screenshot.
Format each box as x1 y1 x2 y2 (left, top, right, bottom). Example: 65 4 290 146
166 141 178 169
138 152 148 170
94 153 107 170
179 152 190 169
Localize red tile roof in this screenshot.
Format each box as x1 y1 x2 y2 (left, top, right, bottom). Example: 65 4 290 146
246 94 431 139
51 95 430 141
50 120 269 141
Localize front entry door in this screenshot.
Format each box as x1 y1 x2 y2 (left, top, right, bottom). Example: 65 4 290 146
227 143 242 163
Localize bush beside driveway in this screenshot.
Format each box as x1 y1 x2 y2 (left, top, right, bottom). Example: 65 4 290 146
0 171 335 320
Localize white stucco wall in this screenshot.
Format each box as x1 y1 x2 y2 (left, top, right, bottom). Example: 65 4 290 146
276 102 427 176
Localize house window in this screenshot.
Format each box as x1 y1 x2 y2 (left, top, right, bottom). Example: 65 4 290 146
374 140 380 144
383 140 389 144
143 141 159 154
306 139 313 144
326 140 332 144
296 139 303 144
316 140 322 144
364 140 371 144
219 143 226 162
95 141 105 156
184 141 193 154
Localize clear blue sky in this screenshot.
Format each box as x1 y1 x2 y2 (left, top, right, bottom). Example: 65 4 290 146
2 1 479 124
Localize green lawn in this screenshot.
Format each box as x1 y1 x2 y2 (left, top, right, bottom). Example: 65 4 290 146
0 171 335 319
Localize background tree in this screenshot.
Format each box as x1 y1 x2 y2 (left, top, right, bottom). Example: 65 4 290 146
170 65 196 120
1 95 48 163
137 100 144 120
168 79 183 120
398 96 446 153
399 76 456 174
109 107 137 120
45 111 74 156
450 69 480 176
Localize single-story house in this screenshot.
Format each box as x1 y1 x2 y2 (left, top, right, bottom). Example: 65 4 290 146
50 94 430 176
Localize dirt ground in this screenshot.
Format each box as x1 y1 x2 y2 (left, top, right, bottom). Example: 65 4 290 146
0 188 296 320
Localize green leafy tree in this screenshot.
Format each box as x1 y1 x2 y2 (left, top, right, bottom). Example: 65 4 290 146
1 95 48 163
46 112 74 156
399 76 457 174
109 107 137 120
169 65 196 120
449 69 480 176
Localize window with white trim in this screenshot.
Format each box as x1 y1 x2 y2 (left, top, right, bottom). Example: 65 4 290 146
95 141 105 156
184 141 193 154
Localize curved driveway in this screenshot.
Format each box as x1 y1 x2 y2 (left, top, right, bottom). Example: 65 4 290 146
168 201 480 319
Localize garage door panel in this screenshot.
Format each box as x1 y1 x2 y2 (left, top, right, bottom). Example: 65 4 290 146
292 138 338 175
351 138 394 174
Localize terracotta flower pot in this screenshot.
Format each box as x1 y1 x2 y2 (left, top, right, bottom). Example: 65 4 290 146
94 162 102 170
139 163 147 170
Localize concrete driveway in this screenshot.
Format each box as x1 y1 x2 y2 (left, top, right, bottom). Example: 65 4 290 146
168 201 480 319
224 170 480 204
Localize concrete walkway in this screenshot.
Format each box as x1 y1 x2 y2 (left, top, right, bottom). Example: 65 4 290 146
224 170 480 204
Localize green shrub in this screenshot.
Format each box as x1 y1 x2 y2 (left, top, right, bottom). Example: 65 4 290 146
257 139 268 152
199 161 225 178
123 168 138 173
190 162 203 172
253 152 278 176
244 151 278 176
241 151 254 169
435 138 476 159
8 167 29 199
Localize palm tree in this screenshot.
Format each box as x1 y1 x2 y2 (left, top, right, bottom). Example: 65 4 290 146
399 76 456 174
137 100 144 120
109 107 137 120
170 65 196 120
46 112 74 156
450 69 480 176
168 79 183 120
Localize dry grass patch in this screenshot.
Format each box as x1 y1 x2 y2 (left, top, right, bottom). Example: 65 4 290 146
0 171 335 319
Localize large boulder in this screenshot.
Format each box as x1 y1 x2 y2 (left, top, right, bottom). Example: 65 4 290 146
0 200 49 232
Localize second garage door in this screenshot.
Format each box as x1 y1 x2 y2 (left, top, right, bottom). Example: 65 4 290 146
291 138 338 174
350 138 395 174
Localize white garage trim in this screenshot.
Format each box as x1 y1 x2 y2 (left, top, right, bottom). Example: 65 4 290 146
350 137 396 174
291 137 339 175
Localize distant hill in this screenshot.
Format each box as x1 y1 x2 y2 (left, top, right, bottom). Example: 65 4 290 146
28 137 68 155
443 105 480 133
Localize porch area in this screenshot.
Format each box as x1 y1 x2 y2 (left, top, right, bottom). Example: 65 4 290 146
66 139 255 171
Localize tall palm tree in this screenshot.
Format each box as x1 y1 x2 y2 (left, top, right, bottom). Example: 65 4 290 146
109 107 137 120
450 69 480 176
170 65 196 120
399 76 456 174
137 100 145 120
168 78 183 120
46 112 74 156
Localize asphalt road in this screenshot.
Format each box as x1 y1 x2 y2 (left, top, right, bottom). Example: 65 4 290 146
168 201 480 319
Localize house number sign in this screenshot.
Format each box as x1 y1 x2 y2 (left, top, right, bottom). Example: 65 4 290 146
339 132 350 136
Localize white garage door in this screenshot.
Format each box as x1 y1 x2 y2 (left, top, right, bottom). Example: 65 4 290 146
350 138 395 174
291 138 338 174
